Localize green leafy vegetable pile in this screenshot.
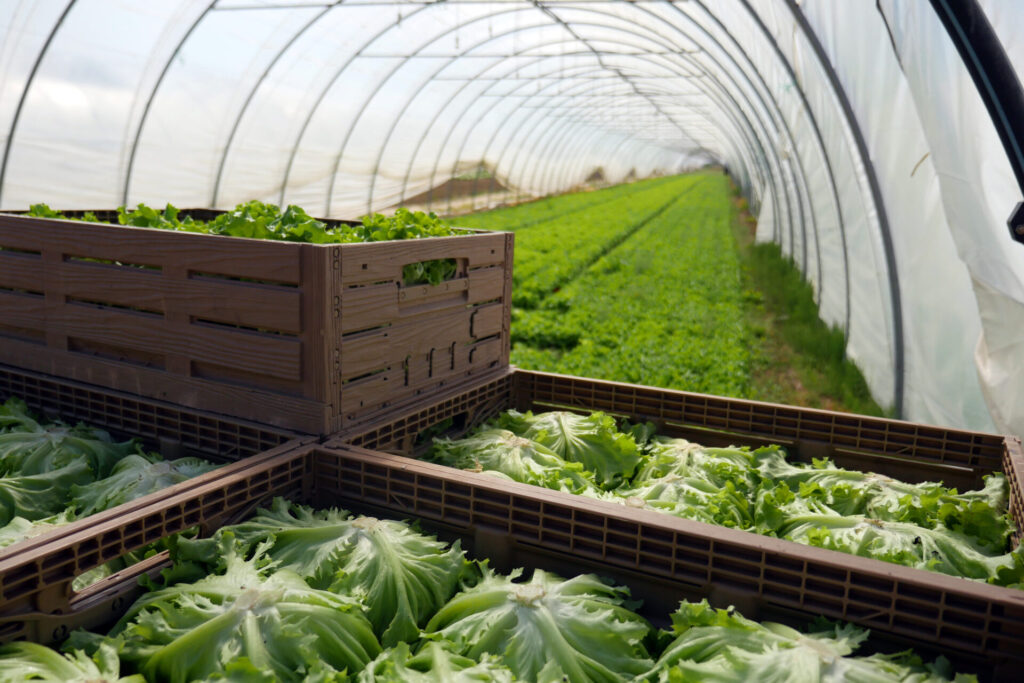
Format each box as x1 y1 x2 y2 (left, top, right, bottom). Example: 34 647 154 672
25 202 463 286
32 498 972 682
647 600 974 682
0 397 218 588
0 641 144 683
429 409 1024 587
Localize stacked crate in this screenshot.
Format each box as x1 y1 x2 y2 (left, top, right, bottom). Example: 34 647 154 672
0 210 1022 679
0 210 513 432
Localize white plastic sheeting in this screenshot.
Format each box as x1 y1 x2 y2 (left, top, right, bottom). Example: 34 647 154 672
0 0 1021 436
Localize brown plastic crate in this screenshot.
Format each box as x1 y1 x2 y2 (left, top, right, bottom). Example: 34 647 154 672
338 368 1017 495
0 363 300 462
4 441 1021 679
0 209 513 434
0 364 313 618
0 439 311 638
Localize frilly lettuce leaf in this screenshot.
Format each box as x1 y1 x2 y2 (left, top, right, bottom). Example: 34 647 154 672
0 398 135 479
171 498 355 580
648 600 974 682
425 566 652 682
107 533 381 682
70 454 217 516
498 410 643 486
635 439 761 494
0 641 144 683
356 641 513 682
0 510 75 551
429 428 599 494
757 484 1024 586
615 474 752 529
326 515 475 646
754 449 1013 552
0 461 92 525
174 498 474 647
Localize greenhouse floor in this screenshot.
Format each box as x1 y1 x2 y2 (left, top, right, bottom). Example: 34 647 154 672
457 171 884 417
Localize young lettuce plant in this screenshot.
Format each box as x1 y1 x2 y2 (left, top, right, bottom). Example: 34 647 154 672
755 449 1013 552
425 566 653 683
174 498 474 647
0 398 134 479
635 438 763 494
0 463 92 525
614 474 753 529
101 533 381 683
0 641 144 683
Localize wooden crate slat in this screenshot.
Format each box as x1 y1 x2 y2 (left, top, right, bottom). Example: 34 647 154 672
0 218 303 283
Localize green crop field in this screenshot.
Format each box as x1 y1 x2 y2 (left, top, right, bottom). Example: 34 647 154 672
461 171 883 415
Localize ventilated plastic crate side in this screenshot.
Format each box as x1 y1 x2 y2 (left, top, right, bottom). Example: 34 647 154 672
0 365 310 630
333 368 1013 496
0 212 512 434
315 445 1024 675
4 443 1022 678
0 441 314 629
0 364 298 462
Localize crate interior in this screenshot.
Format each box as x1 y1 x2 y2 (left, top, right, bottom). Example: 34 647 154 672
346 369 1010 494
4 442 1012 679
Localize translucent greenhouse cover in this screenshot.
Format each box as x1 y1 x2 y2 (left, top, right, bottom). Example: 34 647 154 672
1 0 1022 438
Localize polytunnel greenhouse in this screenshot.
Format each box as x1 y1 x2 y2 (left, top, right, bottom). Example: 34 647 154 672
0 1 1023 681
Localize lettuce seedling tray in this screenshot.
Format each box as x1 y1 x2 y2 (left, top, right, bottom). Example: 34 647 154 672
0 209 512 434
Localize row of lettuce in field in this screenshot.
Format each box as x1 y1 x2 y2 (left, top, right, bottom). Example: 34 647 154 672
508 174 755 398
452 174 675 232
0 398 217 587
23 202 461 285
428 410 1023 586
0 497 975 682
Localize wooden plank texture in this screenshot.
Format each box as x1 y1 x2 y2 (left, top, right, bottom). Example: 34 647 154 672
50 262 303 333
0 252 43 291
0 291 46 329
340 303 504 379
467 266 506 304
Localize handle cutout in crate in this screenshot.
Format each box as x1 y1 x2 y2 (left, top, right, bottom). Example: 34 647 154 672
399 257 460 287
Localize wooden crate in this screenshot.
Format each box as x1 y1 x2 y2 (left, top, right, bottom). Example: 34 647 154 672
0 211 513 434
